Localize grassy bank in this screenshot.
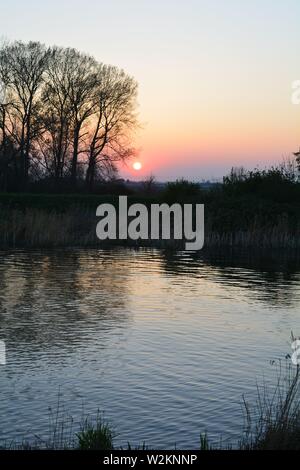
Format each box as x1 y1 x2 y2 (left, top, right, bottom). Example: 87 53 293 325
0 190 299 248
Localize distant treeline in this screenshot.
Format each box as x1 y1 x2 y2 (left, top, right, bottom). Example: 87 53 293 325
0 162 299 249
0 41 138 192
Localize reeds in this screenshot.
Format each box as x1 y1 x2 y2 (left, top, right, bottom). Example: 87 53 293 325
202 358 300 450
240 360 300 450
0 206 299 249
0 398 114 450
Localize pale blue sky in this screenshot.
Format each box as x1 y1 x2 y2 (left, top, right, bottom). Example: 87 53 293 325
1 0 300 179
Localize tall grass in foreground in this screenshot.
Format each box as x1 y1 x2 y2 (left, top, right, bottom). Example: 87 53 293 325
202 359 300 450
76 415 114 450
239 361 300 450
0 404 115 450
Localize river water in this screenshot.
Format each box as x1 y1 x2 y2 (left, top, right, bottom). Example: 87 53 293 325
0 248 299 448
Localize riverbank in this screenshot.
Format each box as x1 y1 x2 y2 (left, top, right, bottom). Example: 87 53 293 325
0 192 299 249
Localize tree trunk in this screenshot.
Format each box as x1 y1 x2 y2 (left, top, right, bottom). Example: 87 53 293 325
86 155 96 191
24 98 33 187
71 125 80 185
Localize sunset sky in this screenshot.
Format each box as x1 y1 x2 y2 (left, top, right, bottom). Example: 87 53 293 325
1 0 300 180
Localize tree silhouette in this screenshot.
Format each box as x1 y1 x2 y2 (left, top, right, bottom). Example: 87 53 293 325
0 40 138 191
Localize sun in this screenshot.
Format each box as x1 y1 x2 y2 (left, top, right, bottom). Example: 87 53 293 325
133 161 142 171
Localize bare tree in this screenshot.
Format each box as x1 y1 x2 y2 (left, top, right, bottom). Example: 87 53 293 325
38 47 74 180
60 48 98 185
0 41 50 185
0 46 19 185
85 65 138 190
294 149 300 174
0 41 138 191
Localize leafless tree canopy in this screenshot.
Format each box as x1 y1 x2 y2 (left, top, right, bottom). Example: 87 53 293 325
0 40 138 191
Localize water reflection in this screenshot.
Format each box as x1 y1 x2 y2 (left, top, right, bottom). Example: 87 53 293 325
0 250 131 360
160 249 300 307
0 247 299 448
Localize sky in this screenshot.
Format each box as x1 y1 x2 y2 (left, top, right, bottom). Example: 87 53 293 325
0 0 300 180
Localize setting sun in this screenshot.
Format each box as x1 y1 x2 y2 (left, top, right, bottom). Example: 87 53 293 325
133 161 142 171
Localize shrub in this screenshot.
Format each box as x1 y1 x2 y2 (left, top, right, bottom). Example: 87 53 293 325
223 165 300 202
163 179 202 202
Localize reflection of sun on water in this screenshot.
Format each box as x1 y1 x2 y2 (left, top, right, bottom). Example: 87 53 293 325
133 161 142 171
